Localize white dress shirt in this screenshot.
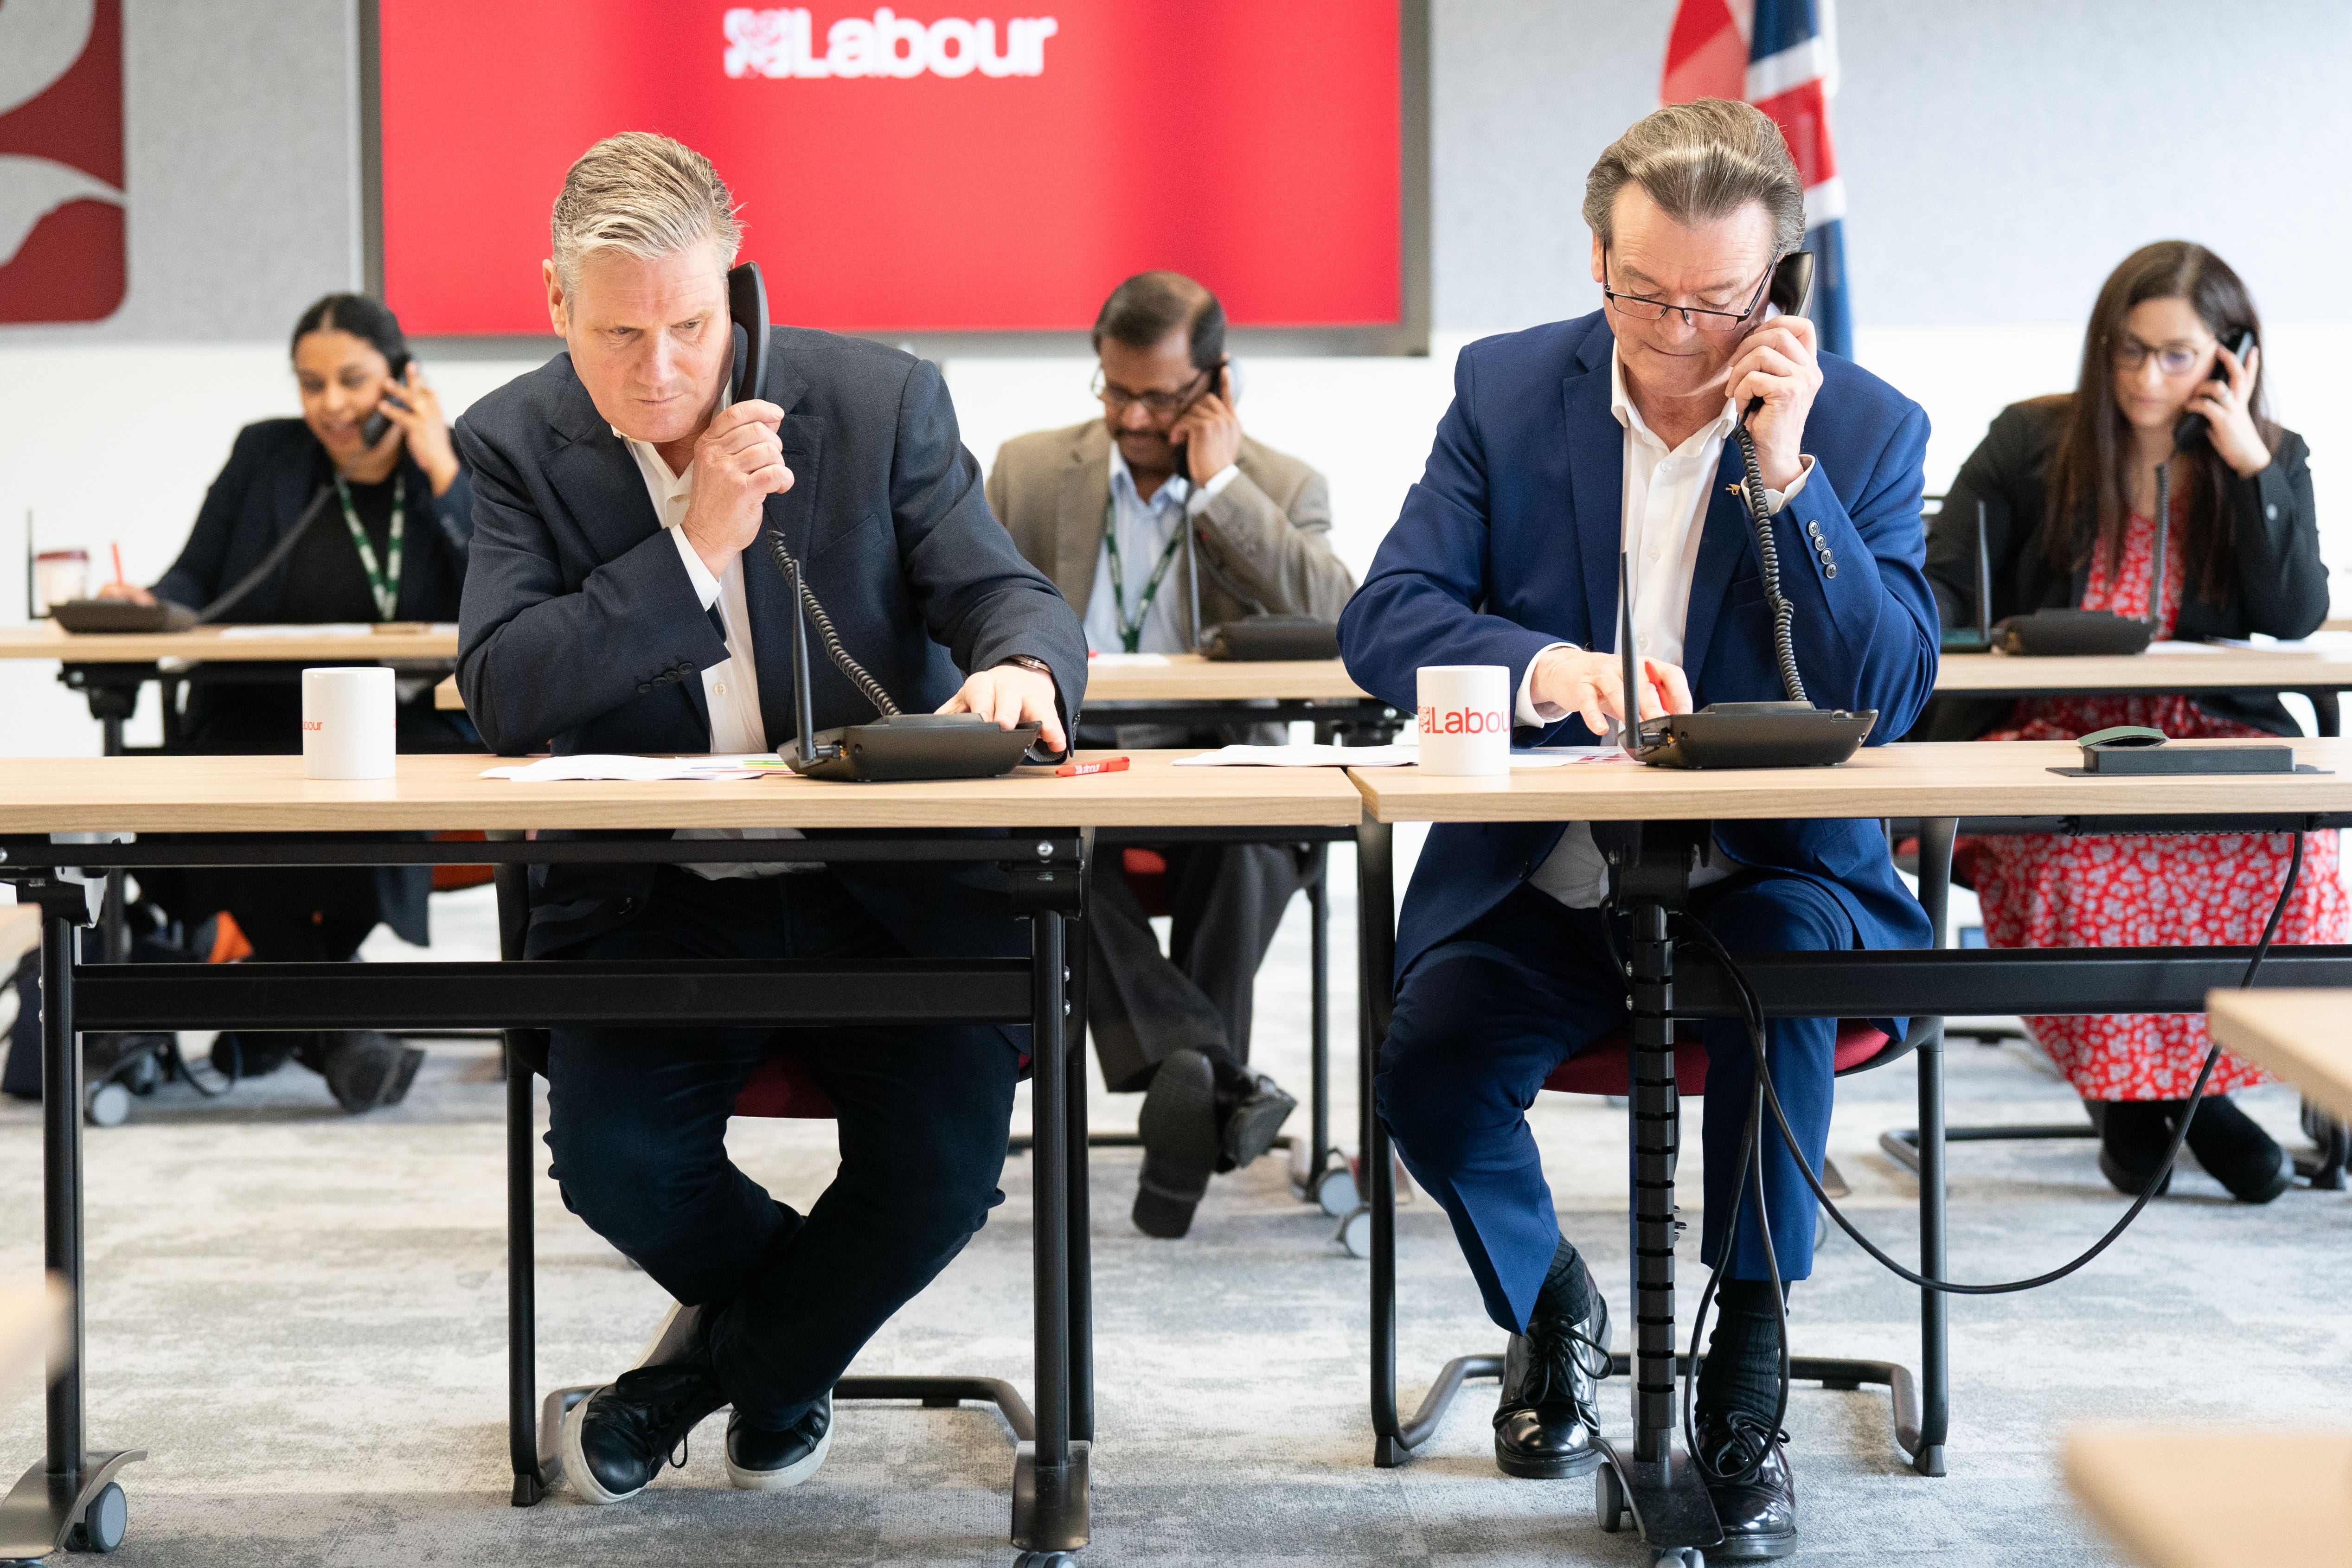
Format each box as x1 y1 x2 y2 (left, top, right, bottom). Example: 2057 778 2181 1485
615 428 806 878
1081 443 1238 655
1519 348 1810 908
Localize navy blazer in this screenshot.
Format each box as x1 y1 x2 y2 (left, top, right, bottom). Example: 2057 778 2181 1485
455 330 1088 976
154 417 473 621
1339 311 1939 981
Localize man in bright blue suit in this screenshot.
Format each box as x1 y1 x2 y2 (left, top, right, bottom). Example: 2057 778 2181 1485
1337 100 1935 1558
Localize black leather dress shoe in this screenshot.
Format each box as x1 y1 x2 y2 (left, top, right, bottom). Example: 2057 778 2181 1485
1693 1408 1798 1559
1494 1291 1609 1478
307 1031 425 1114
1134 1049 1221 1238
1217 1070 1298 1172
2179 1094 2294 1203
726 1390 834 1490
561 1312 726 1504
2095 1100 2175 1198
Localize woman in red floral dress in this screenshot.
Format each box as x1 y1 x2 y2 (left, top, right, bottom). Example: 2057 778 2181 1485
1924 242 2335 1202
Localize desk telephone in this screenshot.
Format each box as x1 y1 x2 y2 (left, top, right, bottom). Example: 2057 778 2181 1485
1619 250 1875 769
727 262 1039 781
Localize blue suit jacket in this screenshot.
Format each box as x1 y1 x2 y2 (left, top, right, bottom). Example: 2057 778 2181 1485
1339 312 1939 980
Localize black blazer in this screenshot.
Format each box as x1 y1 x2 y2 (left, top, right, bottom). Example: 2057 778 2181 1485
455 330 1088 969
154 417 473 622
1922 397 2324 739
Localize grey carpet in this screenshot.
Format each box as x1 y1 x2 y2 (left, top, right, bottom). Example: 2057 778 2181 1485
2 870 2347 1566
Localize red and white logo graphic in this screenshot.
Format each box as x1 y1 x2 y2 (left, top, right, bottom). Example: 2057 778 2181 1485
724 7 1057 79
0 0 126 324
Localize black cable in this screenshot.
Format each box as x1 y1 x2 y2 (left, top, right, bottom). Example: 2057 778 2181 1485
765 532 900 717
1730 421 1808 706
1669 829 2302 1297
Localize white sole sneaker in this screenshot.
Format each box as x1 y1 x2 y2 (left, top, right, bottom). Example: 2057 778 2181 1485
726 1401 834 1491
561 1389 645 1506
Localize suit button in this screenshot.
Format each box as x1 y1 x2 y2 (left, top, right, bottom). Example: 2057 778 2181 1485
2268 504 2280 520
636 682 652 693
1825 564 1838 579
1807 521 1823 538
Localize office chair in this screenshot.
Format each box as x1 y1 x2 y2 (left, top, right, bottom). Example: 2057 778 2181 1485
1367 1020 1946 1489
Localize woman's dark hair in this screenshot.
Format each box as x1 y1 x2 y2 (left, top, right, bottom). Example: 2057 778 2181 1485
1092 271 1225 374
2045 241 2275 603
289 292 409 374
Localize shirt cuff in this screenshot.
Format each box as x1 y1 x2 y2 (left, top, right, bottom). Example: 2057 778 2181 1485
1759 454 1816 515
1516 641 1577 726
1185 463 1241 514
669 525 722 610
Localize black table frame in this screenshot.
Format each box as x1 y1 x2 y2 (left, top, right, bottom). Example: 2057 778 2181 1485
0 830 1092 1565
1352 807 2352 1562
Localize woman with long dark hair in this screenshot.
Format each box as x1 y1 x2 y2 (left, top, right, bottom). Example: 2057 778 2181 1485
97 292 475 1113
1926 241 2339 1202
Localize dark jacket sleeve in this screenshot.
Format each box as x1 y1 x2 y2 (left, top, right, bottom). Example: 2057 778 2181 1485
888 358 1088 737
453 417 728 754
1924 403 2053 634
426 464 475 568
152 424 272 611
2232 431 2325 638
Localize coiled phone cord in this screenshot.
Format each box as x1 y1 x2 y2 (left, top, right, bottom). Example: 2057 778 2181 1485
765 530 901 717
1730 419 1809 707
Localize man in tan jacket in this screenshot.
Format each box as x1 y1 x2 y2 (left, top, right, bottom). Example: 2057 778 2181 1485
987 271 1357 1238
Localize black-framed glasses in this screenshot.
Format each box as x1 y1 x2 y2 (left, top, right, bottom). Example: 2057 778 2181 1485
1090 365 1212 422
1600 257 1774 332
2110 336 2216 376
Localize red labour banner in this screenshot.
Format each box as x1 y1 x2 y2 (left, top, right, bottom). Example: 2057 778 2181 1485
0 0 128 325
378 0 1401 336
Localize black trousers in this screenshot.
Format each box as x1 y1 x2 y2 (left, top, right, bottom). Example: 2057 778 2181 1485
545 865 1021 1425
1083 839 1313 1093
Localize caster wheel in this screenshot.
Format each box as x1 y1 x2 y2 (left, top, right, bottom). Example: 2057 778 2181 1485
1815 1203 1827 1251
65 1482 126 1553
1014 1553 1076 1568
1596 1464 1627 1532
1336 1205 1371 1259
1649 1549 1703 1568
1314 1165 1358 1218
85 1082 131 1129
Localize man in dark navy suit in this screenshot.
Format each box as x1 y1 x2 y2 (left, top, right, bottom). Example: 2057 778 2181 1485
455 133 1084 1505
1338 101 1936 1557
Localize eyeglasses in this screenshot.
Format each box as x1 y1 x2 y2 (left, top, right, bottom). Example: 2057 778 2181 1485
1600 258 1774 332
1091 365 1212 422
2110 336 2216 376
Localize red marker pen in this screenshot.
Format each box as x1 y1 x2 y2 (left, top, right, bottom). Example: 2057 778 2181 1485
1055 755 1130 777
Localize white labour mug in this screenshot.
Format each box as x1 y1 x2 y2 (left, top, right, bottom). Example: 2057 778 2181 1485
1415 665 1511 776
301 666 397 780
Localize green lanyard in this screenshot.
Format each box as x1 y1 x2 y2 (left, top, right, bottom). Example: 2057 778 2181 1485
1103 506 1186 654
332 473 405 621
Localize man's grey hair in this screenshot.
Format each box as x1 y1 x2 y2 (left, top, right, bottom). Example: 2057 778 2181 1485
550 132 742 288
1583 99 1805 258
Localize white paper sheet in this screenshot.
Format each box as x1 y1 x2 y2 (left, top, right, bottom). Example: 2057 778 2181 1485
481 755 764 782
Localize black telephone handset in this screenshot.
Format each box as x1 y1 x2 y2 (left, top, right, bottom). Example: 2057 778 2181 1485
359 352 414 448
1622 249 1875 769
2174 328 2255 452
726 260 1039 780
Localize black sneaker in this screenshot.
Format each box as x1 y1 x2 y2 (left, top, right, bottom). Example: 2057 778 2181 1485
561 1311 726 1504
1215 1070 1298 1173
1693 1407 1798 1559
726 1390 834 1490
1133 1048 1221 1238
1494 1288 1609 1478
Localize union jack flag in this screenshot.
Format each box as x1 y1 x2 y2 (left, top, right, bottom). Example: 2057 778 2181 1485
1660 0 1851 359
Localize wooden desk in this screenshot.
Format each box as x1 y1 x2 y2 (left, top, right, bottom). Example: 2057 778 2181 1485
1339 741 2352 1551
1349 737 2352 823
2208 990 2352 1126
0 622 459 665
2064 1427 2352 1568
434 653 1378 713
0 749 1362 1557
0 750 1363 835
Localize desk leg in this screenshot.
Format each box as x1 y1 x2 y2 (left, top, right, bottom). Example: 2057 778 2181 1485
1594 870 1721 1556
1065 955 1094 1449
1308 845 1332 1190
1013 908 1088 1556
1912 819 1954 1477
0 904 144 1560
488 840 547 1508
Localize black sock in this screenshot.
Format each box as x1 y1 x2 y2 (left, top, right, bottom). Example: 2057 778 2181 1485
1532 1234 1593 1324
1697 1277 1788 1424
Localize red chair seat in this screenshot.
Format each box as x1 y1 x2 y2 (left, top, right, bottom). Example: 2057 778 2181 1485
730 1050 1036 1121
1122 846 1173 918
1541 1023 1889 1096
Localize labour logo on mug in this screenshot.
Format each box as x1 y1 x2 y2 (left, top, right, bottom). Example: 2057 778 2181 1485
0 0 127 324
1415 665 1511 776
